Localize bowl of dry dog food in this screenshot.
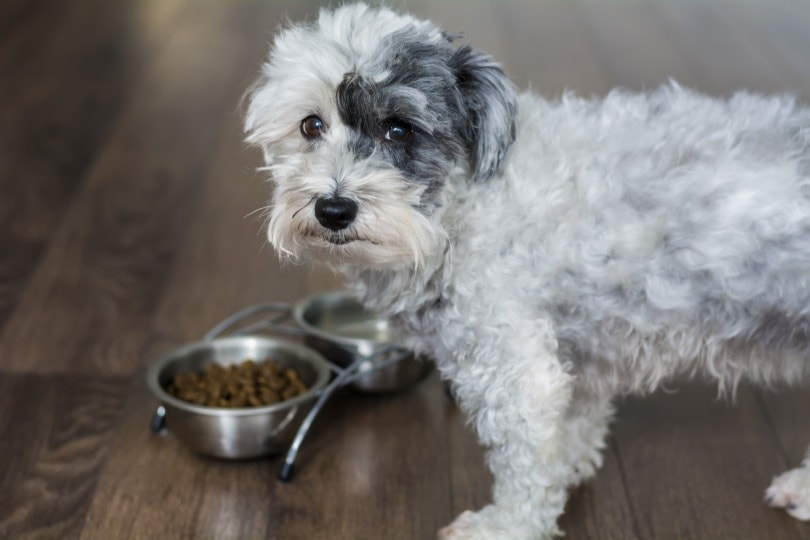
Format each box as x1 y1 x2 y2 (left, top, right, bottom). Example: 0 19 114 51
146 336 331 459
147 291 429 473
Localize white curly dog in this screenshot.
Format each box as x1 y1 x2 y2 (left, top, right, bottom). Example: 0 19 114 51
244 4 810 538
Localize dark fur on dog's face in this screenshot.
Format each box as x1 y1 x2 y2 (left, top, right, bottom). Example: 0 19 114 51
244 3 516 268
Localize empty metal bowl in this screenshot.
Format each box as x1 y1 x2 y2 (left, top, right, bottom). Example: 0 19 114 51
292 291 431 392
146 336 331 459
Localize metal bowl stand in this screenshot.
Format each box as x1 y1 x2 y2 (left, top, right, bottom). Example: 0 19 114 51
150 303 412 482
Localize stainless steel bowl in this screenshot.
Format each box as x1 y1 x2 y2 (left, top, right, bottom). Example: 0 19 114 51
292 291 430 392
146 336 331 459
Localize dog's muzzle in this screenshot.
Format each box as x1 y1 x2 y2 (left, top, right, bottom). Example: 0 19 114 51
314 196 358 231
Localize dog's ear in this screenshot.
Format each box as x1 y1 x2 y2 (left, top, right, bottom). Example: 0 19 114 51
450 45 517 182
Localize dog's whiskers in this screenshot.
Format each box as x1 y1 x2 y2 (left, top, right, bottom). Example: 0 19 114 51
291 195 318 221
243 205 271 220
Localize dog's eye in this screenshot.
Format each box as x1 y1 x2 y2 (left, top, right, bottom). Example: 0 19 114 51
300 115 326 140
384 121 412 143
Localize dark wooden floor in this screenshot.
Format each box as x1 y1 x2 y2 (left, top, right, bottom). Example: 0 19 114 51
1 0 809 538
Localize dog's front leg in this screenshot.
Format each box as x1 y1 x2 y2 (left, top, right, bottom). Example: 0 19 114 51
438 320 574 540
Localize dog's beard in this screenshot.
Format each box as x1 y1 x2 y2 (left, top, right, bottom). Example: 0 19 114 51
266 163 447 270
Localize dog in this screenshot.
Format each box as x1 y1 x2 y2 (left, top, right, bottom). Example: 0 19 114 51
244 3 810 538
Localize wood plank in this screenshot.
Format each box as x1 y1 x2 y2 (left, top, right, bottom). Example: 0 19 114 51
756 386 810 476
571 1 696 90
82 371 454 540
560 439 641 540
0 0 188 333
650 0 800 96
724 0 810 100
277 372 451 539
136 59 322 366
0 1 188 87
0 238 40 336
612 384 809 539
414 0 511 83
0 1 277 376
411 0 611 96
0 0 45 51
0 373 129 539
80 376 240 539
499 0 612 96
131 0 333 365
0 0 70 77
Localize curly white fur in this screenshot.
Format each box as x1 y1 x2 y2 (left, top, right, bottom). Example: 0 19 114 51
245 4 810 538
767 449 810 521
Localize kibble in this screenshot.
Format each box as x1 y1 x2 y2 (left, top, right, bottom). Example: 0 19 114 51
165 359 308 407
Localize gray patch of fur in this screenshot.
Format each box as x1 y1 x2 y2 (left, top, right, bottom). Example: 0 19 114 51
335 25 517 200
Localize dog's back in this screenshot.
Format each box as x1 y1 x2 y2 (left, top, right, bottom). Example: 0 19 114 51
450 84 810 394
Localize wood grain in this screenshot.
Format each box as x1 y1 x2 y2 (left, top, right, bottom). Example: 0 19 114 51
571 1 694 90
756 387 810 472
0 373 129 539
499 1 612 96
82 372 455 540
560 440 641 540
0 2 283 375
1 1 809 539
612 384 810 539
0 0 187 332
651 0 808 97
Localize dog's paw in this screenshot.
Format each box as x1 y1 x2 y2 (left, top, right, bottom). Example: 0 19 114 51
765 463 810 521
438 507 560 540
438 510 486 540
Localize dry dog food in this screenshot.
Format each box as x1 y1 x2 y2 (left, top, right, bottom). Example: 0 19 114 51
166 359 308 407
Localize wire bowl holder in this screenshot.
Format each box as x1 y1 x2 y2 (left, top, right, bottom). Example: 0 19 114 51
149 293 423 482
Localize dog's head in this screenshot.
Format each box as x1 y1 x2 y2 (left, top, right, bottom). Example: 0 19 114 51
245 3 516 269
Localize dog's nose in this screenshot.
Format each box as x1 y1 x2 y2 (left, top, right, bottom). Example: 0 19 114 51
314 196 358 231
